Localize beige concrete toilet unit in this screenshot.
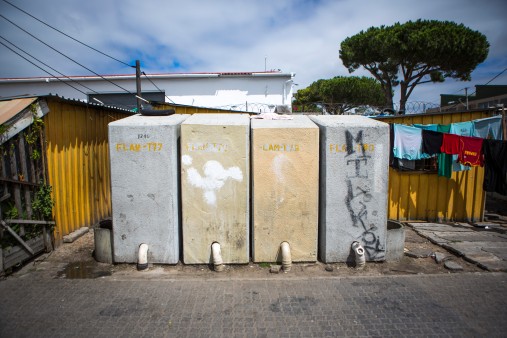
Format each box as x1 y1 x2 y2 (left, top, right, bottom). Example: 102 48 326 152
251 115 319 265
181 114 250 266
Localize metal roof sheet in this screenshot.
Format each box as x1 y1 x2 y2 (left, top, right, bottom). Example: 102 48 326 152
0 71 292 83
0 97 37 125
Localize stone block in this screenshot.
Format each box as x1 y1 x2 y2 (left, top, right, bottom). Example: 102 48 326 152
181 114 250 264
310 115 389 263
109 114 189 264
251 115 319 262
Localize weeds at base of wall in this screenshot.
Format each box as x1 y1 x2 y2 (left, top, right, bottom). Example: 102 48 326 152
1 184 54 249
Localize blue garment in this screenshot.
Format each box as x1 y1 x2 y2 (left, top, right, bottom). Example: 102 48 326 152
449 121 473 172
393 124 429 160
472 116 503 140
413 123 438 132
450 121 474 136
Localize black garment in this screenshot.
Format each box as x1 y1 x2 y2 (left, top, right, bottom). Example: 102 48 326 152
482 139 507 195
422 129 443 155
397 158 416 170
389 123 399 169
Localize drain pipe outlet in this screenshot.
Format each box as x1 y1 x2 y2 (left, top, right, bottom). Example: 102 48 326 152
351 241 365 269
280 241 292 272
137 243 149 271
211 242 224 272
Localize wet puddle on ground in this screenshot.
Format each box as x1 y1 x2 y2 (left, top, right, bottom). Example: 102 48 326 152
57 261 111 279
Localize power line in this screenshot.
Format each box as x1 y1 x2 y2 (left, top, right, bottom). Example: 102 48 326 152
0 35 130 108
484 66 507 85
1 0 132 68
447 65 506 104
451 87 468 95
0 5 182 107
2 1 178 106
0 13 134 95
0 39 88 96
0 35 101 95
141 71 175 103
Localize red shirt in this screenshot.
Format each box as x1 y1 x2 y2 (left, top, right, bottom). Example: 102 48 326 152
458 136 484 166
440 133 460 155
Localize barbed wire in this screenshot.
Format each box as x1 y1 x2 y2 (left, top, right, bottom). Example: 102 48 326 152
292 101 441 115
213 101 441 115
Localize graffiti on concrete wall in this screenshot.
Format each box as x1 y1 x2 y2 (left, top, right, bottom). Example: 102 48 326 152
342 130 385 260
182 155 243 206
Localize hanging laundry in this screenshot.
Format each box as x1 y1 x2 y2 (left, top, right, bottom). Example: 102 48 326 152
482 139 507 195
413 123 438 132
422 129 443 155
440 133 460 154
397 158 416 170
393 124 429 160
450 121 474 172
437 124 453 179
472 115 503 140
458 136 483 167
389 123 397 168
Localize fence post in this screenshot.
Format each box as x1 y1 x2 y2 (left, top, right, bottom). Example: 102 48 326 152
502 106 506 141
0 246 3 275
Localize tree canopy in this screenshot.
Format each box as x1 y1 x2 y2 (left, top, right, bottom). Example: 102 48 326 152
293 76 386 114
339 20 489 112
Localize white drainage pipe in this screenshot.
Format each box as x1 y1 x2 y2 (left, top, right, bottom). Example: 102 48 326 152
211 242 224 272
280 241 292 272
351 241 365 269
137 243 149 271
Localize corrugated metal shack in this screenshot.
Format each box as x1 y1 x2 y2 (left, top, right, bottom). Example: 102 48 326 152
0 96 130 260
376 108 503 222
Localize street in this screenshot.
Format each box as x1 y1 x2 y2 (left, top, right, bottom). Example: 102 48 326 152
1 273 506 337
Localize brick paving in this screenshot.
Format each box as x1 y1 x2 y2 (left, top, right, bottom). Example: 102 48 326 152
1 273 506 337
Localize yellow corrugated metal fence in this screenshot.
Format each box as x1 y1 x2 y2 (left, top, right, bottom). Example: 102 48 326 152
154 102 246 115
43 98 128 245
375 110 494 222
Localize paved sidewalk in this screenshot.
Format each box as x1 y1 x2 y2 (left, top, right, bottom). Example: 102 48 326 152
409 222 507 271
1 273 506 337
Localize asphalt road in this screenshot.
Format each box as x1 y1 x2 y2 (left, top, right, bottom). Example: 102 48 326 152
1 272 506 337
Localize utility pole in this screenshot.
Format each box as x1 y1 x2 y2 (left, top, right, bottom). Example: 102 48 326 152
136 60 142 113
465 87 469 110
501 104 506 141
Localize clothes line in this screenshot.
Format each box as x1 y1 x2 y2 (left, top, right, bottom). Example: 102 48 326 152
388 114 507 195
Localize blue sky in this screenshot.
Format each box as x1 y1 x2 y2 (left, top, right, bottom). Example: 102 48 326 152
0 0 506 107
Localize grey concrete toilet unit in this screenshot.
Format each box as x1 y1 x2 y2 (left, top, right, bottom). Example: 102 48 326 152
310 115 390 263
109 114 188 264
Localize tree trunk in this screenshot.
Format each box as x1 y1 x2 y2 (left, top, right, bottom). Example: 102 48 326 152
399 81 408 114
383 83 394 112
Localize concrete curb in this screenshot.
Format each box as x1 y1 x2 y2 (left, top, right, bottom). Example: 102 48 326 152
62 227 89 243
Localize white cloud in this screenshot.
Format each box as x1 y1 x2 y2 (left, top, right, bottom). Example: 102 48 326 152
0 0 505 106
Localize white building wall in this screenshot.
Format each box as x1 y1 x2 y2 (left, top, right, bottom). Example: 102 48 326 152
0 72 295 112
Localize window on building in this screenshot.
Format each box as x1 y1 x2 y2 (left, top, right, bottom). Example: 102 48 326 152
392 156 438 173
